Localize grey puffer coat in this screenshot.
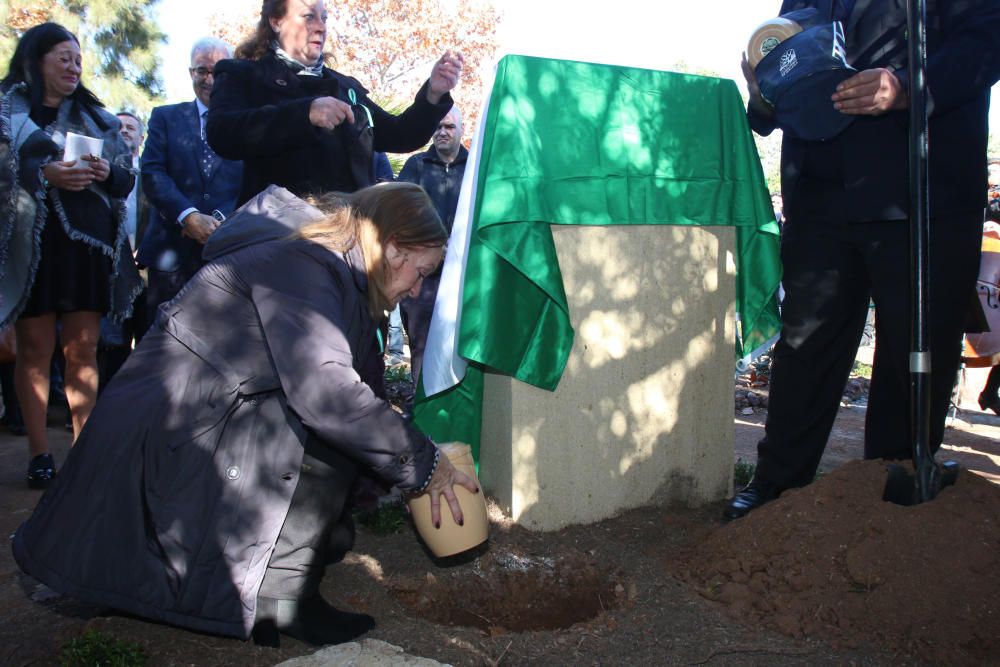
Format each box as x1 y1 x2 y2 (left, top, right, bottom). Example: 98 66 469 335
11 188 436 638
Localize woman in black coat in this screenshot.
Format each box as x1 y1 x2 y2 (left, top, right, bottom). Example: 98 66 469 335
207 0 463 205
12 182 478 647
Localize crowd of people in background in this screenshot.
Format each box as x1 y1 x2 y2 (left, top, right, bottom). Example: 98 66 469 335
0 3 470 485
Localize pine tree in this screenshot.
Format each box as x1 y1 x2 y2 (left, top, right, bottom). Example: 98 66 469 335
1 0 165 117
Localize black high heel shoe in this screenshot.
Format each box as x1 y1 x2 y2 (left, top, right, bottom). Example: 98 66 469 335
26 453 56 489
252 595 375 647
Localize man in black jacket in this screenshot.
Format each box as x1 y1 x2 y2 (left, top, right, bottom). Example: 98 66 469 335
397 105 468 385
726 0 1000 519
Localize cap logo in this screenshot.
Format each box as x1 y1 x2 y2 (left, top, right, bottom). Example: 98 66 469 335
760 36 781 58
779 49 798 77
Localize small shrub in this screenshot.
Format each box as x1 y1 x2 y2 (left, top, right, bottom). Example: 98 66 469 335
384 364 411 384
356 498 408 535
733 458 756 487
60 630 146 667
852 361 873 379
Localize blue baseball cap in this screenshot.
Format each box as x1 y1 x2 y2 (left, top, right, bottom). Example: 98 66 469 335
756 19 857 142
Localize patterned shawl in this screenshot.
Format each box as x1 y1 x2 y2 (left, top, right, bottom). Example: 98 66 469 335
0 82 142 328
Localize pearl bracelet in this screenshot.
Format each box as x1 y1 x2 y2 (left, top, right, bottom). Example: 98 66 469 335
413 446 440 495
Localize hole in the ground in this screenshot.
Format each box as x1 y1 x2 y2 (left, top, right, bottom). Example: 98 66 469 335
390 548 624 632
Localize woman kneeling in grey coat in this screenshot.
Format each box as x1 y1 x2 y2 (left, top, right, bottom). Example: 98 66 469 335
12 182 478 647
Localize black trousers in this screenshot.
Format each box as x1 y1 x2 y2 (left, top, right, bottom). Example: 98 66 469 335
755 212 982 490
257 437 358 600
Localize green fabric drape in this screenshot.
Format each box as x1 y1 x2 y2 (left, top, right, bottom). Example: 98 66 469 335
414 55 782 456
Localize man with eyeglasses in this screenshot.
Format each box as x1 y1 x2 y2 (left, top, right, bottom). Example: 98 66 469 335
138 37 243 329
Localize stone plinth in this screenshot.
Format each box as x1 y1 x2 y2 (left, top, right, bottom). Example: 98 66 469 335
479 224 736 531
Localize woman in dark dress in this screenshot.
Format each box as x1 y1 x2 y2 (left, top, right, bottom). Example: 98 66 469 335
206 0 464 204
0 23 141 488
13 183 478 647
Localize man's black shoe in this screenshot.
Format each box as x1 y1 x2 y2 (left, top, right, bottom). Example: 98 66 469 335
723 477 782 520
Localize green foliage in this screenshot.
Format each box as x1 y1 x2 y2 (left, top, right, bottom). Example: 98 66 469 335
734 458 756 488
60 630 146 667
370 94 410 175
1 0 166 117
852 361 873 379
753 129 782 194
356 497 408 535
384 363 411 384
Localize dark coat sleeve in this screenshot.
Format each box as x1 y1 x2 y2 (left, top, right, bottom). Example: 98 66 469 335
251 246 437 491
141 106 195 223
16 129 59 188
367 80 453 154
895 0 1000 116
208 59 320 161
207 59 452 161
101 162 134 199
747 104 778 137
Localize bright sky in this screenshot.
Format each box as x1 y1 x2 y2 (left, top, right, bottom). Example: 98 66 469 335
155 0 1000 131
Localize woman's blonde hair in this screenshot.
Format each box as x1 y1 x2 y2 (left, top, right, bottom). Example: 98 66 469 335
297 182 448 316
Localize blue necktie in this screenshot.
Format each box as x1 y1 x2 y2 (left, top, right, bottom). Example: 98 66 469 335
200 111 218 178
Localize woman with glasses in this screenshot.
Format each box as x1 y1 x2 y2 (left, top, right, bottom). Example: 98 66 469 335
207 0 463 205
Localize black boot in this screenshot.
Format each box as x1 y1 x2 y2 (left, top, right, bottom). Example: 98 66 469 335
252 595 375 647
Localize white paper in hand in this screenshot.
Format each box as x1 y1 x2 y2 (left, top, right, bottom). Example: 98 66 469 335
63 132 103 163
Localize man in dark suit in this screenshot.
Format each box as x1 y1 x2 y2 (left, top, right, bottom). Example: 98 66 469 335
139 37 243 325
726 0 1000 519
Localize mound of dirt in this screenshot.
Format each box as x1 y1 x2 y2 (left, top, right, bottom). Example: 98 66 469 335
679 460 1000 665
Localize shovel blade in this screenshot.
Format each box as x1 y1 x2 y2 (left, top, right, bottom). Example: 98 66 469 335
882 460 960 506
883 464 918 506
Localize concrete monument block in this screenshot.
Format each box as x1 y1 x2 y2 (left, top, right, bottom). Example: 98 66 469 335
479 224 736 531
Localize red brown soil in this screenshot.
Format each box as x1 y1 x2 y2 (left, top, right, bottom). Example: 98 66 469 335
2 375 1000 666
389 548 622 634
680 459 1000 666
